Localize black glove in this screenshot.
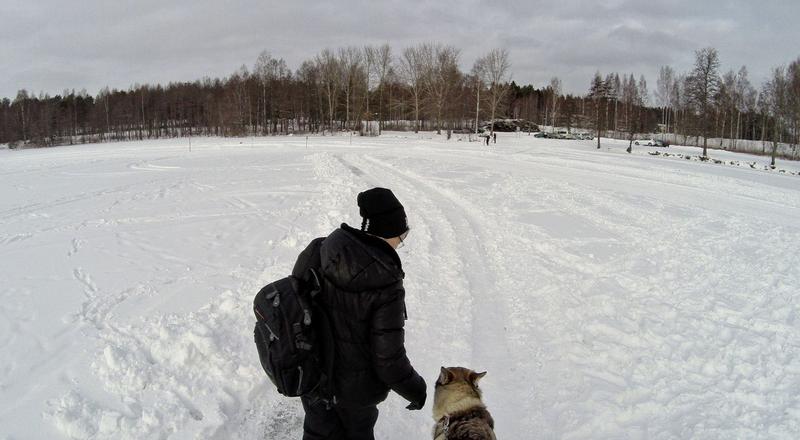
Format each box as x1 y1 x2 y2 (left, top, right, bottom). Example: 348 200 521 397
406 399 424 410
394 373 426 410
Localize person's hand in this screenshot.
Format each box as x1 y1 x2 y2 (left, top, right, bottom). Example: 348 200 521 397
394 373 426 410
405 385 426 410
406 399 424 410
406 375 428 411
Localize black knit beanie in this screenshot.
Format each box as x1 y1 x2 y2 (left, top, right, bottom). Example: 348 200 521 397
357 188 408 239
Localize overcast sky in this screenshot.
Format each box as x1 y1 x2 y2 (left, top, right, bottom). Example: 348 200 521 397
2 0 798 101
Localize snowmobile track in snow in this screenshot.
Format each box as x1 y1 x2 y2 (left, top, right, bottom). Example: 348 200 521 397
342 153 529 431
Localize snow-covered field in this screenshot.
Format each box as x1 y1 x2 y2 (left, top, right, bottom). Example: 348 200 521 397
1 133 799 439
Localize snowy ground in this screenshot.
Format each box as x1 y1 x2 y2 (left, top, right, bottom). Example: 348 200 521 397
1 133 799 439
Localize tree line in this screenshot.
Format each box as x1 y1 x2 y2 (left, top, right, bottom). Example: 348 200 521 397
1 44 798 161
649 48 800 164
0 44 510 147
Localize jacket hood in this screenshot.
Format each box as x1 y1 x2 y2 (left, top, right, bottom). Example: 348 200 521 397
320 223 404 292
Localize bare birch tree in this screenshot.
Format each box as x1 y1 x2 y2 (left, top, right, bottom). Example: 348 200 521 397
638 75 649 141
686 47 721 157
622 74 639 152
589 71 606 149
735 67 756 149
254 52 290 134
718 69 737 147
421 43 460 135
670 75 685 144
364 44 392 134
762 66 788 167
375 45 392 134
787 58 800 156
363 46 376 132
548 77 562 131
338 47 363 131
656 66 675 138
475 48 511 135
470 60 486 136
315 49 341 132
14 90 28 142
399 45 426 133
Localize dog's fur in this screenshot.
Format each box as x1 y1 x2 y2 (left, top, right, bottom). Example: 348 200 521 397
432 367 496 440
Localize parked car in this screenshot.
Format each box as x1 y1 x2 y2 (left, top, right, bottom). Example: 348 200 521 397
654 139 669 147
634 138 657 146
533 131 548 138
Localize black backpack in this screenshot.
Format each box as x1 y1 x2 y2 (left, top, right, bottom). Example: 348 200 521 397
253 268 335 402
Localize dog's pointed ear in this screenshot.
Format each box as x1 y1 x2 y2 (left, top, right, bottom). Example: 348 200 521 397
469 371 487 385
438 367 454 386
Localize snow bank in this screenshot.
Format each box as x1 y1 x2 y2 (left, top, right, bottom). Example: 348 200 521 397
47 287 305 439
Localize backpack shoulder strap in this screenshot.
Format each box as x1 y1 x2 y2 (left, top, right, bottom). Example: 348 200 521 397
307 268 323 298
292 237 325 281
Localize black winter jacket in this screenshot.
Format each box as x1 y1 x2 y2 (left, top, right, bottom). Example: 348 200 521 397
292 223 426 408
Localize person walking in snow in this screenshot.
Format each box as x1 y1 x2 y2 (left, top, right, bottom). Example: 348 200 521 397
292 187 426 440
492 132 497 144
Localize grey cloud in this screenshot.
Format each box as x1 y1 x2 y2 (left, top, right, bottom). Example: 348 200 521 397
1 0 798 99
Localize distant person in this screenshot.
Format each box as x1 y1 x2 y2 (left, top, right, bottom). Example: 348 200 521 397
485 134 490 146
293 188 426 440
492 132 497 144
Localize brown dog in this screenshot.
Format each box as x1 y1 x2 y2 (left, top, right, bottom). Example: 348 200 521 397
432 367 496 440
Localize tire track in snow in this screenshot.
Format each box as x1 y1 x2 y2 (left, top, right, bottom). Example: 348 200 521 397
324 152 470 438
388 147 800 438
0 232 33 245
361 155 507 362
0 177 175 222
397 148 800 226
334 153 474 361
346 153 529 437
348 149 777 438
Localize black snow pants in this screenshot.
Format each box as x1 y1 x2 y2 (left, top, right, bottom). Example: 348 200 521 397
301 396 379 440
